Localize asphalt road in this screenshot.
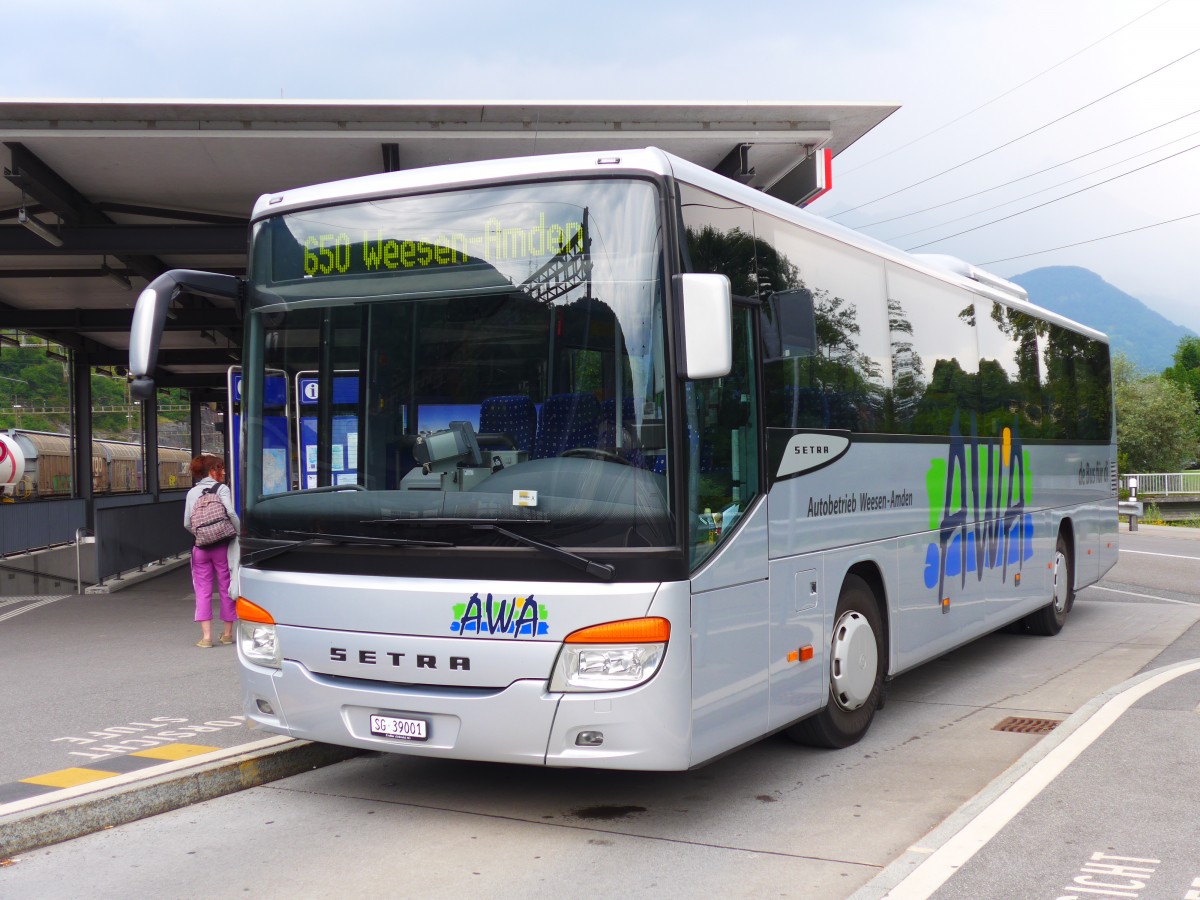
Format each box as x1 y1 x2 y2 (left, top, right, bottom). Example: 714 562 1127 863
1 525 1198 899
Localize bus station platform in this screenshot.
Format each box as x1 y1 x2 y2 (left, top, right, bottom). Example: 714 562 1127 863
1 526 1198 899
0 564 360 857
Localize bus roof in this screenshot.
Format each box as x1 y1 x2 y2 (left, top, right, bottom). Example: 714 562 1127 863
252 147 1108 344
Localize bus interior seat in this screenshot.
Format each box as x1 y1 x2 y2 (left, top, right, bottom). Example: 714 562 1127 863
479 394 537 452
532 392 601 459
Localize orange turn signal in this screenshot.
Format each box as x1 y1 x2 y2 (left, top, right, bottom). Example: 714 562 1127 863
236 597 275 624
564 617 670 644
788 646 815 663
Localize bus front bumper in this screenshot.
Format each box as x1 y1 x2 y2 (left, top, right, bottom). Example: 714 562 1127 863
240 658 692 770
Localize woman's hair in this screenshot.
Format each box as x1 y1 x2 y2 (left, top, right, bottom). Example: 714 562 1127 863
189 453 225 481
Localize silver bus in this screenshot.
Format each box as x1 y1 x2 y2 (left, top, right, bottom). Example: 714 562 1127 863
130 148 1118 769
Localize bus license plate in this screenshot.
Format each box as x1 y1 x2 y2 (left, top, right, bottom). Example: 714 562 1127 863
369 714 428 742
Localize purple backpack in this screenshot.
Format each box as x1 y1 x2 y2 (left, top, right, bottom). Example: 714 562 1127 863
191 485 237 547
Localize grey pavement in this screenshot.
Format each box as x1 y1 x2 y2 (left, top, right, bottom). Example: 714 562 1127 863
856 521 1200 899
0 562 359 857
930 662 1200 899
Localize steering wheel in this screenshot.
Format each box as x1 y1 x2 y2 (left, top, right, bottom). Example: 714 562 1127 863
560 447 632 465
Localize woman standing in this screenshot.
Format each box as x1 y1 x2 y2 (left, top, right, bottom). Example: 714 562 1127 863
183 454 240 648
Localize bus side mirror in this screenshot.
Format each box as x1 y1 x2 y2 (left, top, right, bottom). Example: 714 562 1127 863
129 281 171 399
676 273 732 380
128 270 243 399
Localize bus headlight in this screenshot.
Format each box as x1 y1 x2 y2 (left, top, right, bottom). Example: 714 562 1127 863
236 597 281 670
239 621 281 669
549 617 670 693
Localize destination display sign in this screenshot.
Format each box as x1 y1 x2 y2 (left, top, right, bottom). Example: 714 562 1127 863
272 211 585 283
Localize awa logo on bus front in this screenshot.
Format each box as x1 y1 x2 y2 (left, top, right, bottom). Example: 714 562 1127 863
451 593 548 638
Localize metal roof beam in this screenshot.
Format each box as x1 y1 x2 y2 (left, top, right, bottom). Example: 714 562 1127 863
88 346 240 366
3 307 239 331
0 299 132 359
714 143 756 184
0 266 243 279
3 142 99 226
96 202 249 226
2 142 174 283
0 224 246 255
153 373 231 391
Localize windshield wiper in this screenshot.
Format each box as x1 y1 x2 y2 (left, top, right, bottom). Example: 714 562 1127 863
243 531 454 566
361 517 614 581
470 523 615 582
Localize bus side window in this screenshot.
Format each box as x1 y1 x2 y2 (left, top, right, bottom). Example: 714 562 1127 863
761 288 823 429
676 183 762 567
687 307 760 568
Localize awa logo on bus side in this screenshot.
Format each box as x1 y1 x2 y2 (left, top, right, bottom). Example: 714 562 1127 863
776 432 851 478
451 592 548 638
923 421 1035 600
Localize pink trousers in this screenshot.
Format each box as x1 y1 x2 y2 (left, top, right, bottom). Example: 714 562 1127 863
192 543 235 623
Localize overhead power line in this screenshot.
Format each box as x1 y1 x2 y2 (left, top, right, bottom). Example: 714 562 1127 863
883 126 1200 242
852 106 1200 231
838 0 1174 180
978 210 1200 265
902 139 1200 251
830 44 1200 219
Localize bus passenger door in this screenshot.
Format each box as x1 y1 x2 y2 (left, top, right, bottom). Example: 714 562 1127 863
686 306 770 764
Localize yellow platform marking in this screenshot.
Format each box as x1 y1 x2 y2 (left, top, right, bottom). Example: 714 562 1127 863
21 767 119 788
131 743 218 761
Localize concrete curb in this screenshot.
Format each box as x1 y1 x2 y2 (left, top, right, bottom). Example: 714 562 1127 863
85 554 191 594
848 657 1200 899
0 737 362 858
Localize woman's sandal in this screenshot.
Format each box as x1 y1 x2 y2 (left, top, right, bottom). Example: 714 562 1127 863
219 635 234 645
196 639 213 648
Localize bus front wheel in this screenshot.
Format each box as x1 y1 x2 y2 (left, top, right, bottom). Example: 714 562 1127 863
1021 533 1073 636
787 574 884 749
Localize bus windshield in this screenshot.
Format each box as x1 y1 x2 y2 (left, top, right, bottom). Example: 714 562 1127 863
243 178 674 550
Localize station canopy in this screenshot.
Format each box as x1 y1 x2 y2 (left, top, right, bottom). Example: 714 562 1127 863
0 100 897 396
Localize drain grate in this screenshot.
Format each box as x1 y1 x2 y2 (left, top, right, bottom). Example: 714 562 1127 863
993 716 1061 735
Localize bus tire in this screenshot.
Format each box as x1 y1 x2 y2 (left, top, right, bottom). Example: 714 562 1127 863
787 574 884 749
1022 533 1073 637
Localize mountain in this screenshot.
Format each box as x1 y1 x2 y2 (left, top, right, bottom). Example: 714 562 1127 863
1010 266 1195 374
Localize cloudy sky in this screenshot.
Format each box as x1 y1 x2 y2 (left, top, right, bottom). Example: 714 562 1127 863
5 0 1198 332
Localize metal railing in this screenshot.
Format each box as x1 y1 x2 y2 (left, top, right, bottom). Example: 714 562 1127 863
1125 472 1200 496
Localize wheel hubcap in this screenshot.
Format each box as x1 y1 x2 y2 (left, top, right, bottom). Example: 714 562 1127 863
830 610 878 711
1052 550 1068 614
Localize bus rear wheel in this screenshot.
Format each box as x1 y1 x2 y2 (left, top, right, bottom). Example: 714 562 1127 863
1022 533 1073 636
787 574 884 749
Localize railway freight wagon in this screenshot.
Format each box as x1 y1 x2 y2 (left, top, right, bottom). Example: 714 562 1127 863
2 430 193 498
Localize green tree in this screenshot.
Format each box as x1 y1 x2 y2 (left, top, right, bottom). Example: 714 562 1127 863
1111 351 1140 389
1115 350 1198 472
1162 335 1200 435
2 339 192 439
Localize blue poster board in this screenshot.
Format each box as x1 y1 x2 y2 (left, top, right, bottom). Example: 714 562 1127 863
296 374 360 488
229 369 292 514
